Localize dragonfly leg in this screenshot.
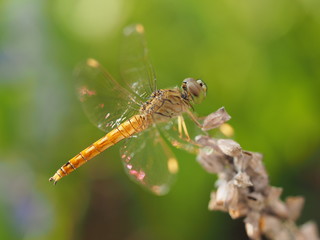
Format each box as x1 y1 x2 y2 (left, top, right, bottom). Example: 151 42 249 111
177 116 183 139
177 116 191 142
171 115 201 154
181 116 190 141
186 110 203 128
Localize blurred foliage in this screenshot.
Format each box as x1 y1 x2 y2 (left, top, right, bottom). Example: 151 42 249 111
0 0 320 239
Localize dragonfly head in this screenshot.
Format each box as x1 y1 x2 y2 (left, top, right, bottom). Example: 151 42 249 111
182 78 207 104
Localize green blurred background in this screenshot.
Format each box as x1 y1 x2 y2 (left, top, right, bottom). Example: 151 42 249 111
1 0 320 239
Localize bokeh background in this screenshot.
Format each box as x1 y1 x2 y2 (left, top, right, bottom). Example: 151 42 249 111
1 0 320 239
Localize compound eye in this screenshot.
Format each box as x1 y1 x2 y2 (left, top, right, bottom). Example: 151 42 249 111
196 79 207 91
197 79 203 86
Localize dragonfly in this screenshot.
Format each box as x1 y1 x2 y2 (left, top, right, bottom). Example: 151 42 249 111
49 24 207 195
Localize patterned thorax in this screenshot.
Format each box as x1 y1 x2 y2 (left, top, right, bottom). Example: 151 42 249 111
140 89 190 123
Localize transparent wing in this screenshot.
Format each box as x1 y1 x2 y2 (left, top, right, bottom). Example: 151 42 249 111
121 24 157 99
74 58 142 133
120 127 178 195
158 114 205 154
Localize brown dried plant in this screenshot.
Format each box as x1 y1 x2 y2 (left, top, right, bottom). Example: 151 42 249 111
196 107 319 240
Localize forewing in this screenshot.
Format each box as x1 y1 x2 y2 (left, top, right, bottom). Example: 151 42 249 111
121 24 157 99
75 58 141 133
120 127 178 195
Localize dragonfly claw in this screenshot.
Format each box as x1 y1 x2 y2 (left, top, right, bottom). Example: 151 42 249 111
49 176 57 185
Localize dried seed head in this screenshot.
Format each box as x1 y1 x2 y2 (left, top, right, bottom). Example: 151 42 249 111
197 147 225 174
208 191 228 211
245 211 261 240
249 152 267 177
267 187 283 201
233 172 253 188
299 221 320 240
260 214 286 239
217 171 234 184
202 107 231 131
196 109 319 240
249 174 269 193
217 139 242 157
285 196 305 221
265 187 289 218
269 200 289 219
195 135 214 146
229 202 249 219
247 192 265 211
234 151 252 172
216 181 237 207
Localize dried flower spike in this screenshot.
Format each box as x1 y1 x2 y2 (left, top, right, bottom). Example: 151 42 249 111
196 108 319 240
202 107 231 131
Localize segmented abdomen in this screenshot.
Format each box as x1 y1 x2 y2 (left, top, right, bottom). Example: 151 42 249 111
49 114 147 184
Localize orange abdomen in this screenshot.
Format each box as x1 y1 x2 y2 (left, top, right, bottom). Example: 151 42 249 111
49 115 146 184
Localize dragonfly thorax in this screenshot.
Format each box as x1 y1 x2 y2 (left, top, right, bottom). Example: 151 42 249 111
140 89 190 124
